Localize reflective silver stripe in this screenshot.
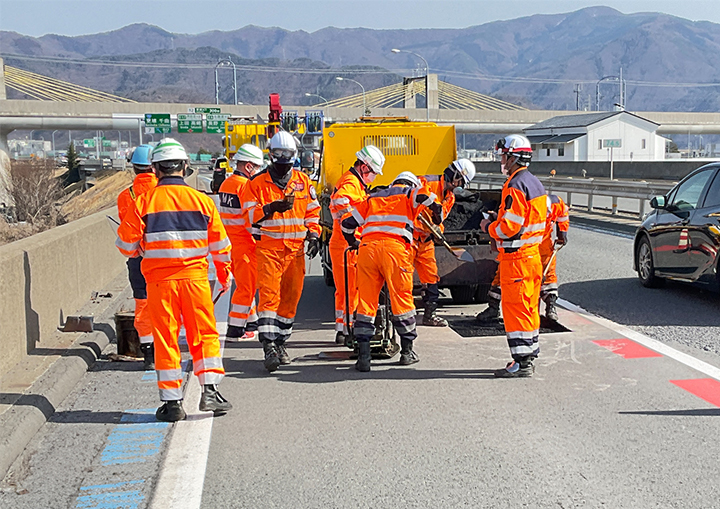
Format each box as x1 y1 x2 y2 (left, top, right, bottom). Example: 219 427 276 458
541 283 558 291
146 230 208 243
418 192 436 207
159 387 183 401
331 206 351 220
262 218 305 227
258 324 283 334
557 215 569 222
498 238 541 249
115 237 139 252
212 252 231 262
510 344 539 355
209 237 231 251
394 310 415 321
231 304 252 314
144 247 208 258
335 322 345 332
504 211 525 225
366 214 412 226
276 314 294 324
362 225 411 240
228 316 248 327
198 372 224 385
520 222 546 233
194 357 224 372
156 368 183 382
356 314 374 323
331 197 351 206
258 311 277 319
219 206 241 214
222 218 246 226
250 227 261 236
351 208 366 226
242 201 257 209
259 230 307 239
494 222 510 239
507 330 539 340
341 226 356 235
335 310 344 319
139 334 153 345
304 217 320 224
307 201 321 211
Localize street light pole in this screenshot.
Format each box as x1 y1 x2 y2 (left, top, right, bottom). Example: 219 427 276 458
335 77 367 116
391 48 430 121
51 130 59 155
305 92 329 108
214 58 238 105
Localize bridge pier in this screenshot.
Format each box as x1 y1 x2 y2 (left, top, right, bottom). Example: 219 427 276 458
0 130 11 206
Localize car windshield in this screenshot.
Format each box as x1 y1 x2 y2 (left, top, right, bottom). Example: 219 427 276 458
670 169 714 211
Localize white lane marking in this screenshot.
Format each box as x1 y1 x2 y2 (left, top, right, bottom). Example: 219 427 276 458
558 298 720 381
149 372 214 509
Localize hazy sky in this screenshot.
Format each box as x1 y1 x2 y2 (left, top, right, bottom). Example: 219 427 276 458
0 0 719 37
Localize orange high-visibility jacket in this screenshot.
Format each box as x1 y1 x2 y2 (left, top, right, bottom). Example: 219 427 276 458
544 194 569 241
343 184 437 245
241 169 321 250
415 174 454 239
489 167 548 256
117 172 158 223
218 172 254 242
115 176 232 284
330 168 368 241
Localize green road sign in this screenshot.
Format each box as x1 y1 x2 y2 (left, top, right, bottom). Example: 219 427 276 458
178 113 204 133
191 107 221 114
82 139 95 148
144 113 171 134
102 139 114 148
206 113 231 134
603 139 622 148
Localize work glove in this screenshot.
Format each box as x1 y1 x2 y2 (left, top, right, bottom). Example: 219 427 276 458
306 237 320 259
347 238 360 251
429 202 443 225
556 230 568 246
263 199 293 216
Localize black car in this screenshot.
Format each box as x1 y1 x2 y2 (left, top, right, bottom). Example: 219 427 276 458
634 163 720 291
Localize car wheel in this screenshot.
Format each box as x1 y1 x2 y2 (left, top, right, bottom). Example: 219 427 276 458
636 236 663 288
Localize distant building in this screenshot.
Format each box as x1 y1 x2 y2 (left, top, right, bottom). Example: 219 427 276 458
523 111 667 162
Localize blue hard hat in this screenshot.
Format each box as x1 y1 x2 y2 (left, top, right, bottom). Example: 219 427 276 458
130 145 153 166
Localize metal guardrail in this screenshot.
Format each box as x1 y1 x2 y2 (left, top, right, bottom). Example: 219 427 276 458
470 174 677 218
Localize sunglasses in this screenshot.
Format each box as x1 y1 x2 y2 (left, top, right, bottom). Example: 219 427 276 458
271 148 295 159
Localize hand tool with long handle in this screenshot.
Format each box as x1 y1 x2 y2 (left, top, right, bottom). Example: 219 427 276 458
417 213 474 263
542 243 564 282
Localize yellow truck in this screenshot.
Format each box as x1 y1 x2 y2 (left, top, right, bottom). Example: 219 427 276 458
317 118 500 304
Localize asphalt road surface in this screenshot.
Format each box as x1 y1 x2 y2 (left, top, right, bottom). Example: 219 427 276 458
2 226 719 508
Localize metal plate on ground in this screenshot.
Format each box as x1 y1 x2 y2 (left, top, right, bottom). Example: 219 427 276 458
448 316 571 338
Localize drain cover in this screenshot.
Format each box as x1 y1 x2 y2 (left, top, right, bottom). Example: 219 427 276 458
448 316 571 338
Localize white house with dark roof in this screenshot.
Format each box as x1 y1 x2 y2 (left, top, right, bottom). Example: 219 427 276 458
523 111 667 162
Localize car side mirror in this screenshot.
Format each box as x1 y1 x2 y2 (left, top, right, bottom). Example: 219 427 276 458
300 150 315 169
650 196 666 209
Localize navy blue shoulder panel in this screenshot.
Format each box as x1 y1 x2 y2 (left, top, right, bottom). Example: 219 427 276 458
144 210 210 233
549 194 561 204
507 170 546 201
157 176 189 187
369 186 412 199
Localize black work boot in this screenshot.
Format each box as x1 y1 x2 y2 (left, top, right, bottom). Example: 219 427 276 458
399 338 420 366
476 297 501 323
355 341 371 372
335 331 346 345
276 343 291 365
199 384 233 415
226 324 245 339
422 302 448 327
494 358 534 378
156 400 186 422
544 295 559 322
140 343 155 371
262 341 281 373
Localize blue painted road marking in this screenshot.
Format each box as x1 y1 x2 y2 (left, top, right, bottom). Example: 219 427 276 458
100 409 169 466
76 480 145 509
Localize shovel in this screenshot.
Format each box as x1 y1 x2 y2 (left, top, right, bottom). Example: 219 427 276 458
542 243 564 282
417 214 474 263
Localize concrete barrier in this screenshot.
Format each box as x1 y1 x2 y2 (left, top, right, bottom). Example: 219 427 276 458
0 208 126 378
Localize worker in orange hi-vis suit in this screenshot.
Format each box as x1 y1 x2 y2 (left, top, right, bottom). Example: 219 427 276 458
540 194 569 322
218 144 265 340
117 144 158 370
241 131 322 373
329 145 384 345
480 134 547 378
116 138 233 422
413 159 477 327
341 171 442 372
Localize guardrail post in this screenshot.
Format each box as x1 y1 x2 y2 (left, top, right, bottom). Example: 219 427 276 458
566 192 572 207
639 199 645 219
612 197 618 215
587 192 594 212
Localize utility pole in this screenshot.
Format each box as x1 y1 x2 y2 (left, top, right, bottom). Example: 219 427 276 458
573 84 582 111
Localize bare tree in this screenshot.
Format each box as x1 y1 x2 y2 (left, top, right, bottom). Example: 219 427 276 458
4 159 65 229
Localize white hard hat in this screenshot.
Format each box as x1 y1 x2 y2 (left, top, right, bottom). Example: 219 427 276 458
233 143 264 166
356 145 385 175
496 134 532 164
393 171 421 188
449 158 476 185
151 138 188 162
269 131 298 164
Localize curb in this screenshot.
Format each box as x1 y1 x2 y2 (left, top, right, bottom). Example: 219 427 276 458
0 287 130 480
569 212 639 235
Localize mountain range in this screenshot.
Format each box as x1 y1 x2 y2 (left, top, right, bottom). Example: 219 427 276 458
2 6 720 111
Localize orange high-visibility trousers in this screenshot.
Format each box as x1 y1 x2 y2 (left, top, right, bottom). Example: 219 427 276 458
499 250 542 361
411 238 440 284
329 234 358 333
147 279 225 401
228 238 258 330
539 237 557 299
256 245 306 344
354 238 417 342
134 298 154 345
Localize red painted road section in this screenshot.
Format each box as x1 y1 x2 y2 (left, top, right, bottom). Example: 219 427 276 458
592 338 663 359
670 379 720 408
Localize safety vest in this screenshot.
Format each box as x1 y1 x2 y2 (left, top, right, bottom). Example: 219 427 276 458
330 168 367 221
115 176 231 283
349 184 436 245
544 194 569 241
218 172 253 242
415 174 454 239
117 172 157 223
241 169 321 250
489 167 548 256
